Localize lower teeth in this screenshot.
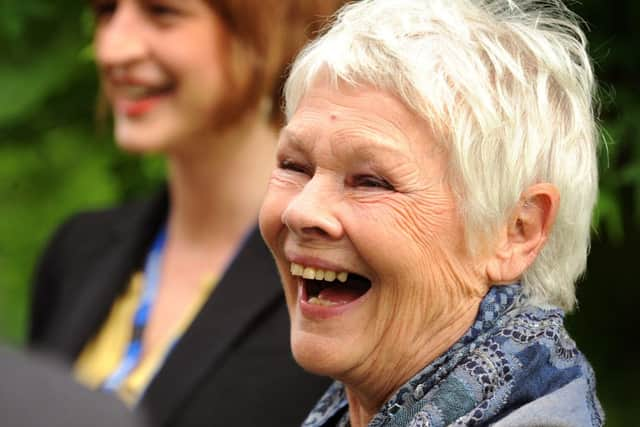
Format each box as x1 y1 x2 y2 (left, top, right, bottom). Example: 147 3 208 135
308 297 337 306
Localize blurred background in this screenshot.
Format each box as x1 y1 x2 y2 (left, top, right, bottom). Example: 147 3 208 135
0 0 637 424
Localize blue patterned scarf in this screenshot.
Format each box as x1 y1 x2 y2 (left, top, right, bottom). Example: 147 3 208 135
302 285 604 427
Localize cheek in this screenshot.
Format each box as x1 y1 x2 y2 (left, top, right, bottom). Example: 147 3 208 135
171 35 226 92
93 30 111 67
180 56 225 108
390 194 472 284
351 190 479 310
259 185 297 311
259 174 299 247
191 44 226 81
397 192 460 244
258 192 284 249
353 190 463 268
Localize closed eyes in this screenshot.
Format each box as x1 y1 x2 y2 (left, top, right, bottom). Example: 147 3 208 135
351 175 395 191
279 158 312 176
91 0 181 21
146 2 179 17
279 158 395 191
91 0 116 18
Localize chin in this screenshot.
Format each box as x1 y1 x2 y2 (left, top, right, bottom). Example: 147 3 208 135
290 329 348 379
115 138 157 154
113 114 184 154
114 127 174 155
115 129 157 153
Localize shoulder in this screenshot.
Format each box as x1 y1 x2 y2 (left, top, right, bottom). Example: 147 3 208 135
39 191 166 261
422 300 604 426
54 196 160 241
473 303 605 426
29 192 167 343
490 376 603 427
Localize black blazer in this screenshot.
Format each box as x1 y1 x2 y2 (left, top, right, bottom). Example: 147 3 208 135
29 192 330 427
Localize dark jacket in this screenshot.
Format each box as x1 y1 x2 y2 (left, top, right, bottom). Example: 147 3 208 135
29 191 330 427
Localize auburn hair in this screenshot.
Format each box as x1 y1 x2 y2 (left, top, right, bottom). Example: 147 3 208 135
208 0 347 127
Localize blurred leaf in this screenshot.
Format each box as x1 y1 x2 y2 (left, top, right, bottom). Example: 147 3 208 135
0 32 86 127
0 126 120 343
0 2 54 45
593 189 624 243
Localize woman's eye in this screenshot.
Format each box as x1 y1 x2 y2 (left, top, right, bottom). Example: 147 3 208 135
279 159 310 175
148 4 176 16
142 0 182 18
91 0 117 18
146 3 178 17
353 175 395 191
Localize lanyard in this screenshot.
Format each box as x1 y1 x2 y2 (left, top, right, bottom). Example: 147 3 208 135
102 227 167 393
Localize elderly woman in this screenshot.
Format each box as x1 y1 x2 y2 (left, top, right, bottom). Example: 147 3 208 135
259 0 604 426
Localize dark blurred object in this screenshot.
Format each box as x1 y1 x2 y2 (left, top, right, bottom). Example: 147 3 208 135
0 345 146 427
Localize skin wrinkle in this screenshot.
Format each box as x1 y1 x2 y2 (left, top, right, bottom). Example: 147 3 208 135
260 79 494 426
341 246 486 419
344 272 483 418
284 0 598 312
262 2 599 423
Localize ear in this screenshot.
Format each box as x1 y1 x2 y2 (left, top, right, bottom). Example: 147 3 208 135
485 183 560 284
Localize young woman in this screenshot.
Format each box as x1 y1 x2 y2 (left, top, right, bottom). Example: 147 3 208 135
29 1 344 425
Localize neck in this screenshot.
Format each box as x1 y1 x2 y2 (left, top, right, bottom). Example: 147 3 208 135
165 111 277 247
344 297 483 427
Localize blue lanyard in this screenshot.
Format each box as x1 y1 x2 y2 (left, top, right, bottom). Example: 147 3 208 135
102 227 167 393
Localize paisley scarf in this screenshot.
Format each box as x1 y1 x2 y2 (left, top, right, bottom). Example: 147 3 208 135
302 285 604 427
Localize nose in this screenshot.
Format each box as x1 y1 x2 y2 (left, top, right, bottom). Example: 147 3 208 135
94 3 148 69
281 176 344 241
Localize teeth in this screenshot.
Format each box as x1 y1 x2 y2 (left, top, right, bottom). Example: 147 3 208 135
308 297 339 306
302 267 316 279
290 262 348 283
290 263 304 276
122 85 151 98
120 84 168 99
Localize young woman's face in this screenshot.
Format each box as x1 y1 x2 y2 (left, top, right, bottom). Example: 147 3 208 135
93 0 230 153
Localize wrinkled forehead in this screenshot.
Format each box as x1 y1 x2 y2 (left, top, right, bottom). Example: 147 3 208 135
280 79 447 169
286 64 448 143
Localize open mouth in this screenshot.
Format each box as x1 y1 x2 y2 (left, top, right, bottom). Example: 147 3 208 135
117 83 175 100
290 262 372 307
111 83 176 116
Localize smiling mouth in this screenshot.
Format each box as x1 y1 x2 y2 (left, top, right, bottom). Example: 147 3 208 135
290 262 372 306
114 83 175 100
110 83 176 117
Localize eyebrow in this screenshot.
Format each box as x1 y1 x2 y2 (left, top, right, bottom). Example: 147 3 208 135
282 125 393 149
279 128 309 149
279 126 414 164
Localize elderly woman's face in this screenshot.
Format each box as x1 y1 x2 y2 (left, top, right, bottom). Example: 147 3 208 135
259 78 486 387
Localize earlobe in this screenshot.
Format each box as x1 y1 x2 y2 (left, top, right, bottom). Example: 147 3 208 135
486 183 560 284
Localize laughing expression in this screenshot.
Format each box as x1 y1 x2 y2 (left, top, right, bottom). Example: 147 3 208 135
259 76 489 397
93 0 230 153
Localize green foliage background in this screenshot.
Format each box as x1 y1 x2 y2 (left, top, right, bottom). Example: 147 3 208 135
0 0 638 424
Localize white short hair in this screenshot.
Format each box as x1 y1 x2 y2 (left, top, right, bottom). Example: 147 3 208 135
283 0 599 311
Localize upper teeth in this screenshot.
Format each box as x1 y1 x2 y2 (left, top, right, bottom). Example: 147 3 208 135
290 263 348 283
120 84 167 99
122 85 151 98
